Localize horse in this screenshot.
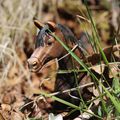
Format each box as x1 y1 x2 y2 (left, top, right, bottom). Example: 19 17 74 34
27 20 94 118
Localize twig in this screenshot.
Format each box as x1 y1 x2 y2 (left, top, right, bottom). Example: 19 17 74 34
48 82 94 96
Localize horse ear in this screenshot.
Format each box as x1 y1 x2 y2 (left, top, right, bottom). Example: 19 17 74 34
46 21 56 31
33 19 44 29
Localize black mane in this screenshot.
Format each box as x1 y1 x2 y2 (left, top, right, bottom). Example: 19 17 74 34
35 25 49 48
57 24 77 44
35 24 78 48
56 24 90 55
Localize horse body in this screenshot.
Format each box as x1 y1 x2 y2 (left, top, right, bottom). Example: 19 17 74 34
27 20 94 112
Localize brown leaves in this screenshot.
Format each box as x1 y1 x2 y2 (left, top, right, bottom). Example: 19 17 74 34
91 62 120 78
37 59 59 92
0 108 24 120
86 44 120 65
0 112 5 120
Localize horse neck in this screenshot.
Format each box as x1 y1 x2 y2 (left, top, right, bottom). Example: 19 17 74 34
58 42 84 70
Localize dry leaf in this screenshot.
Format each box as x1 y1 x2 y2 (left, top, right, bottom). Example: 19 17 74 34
91 64 105 74
74 109 93 120
12 113 23 120
92 87 100 105
38 59 59 92
1 104 11 111
109 63 120 78
91 63 120 78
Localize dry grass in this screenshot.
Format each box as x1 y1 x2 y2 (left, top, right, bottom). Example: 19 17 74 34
0 0 44 84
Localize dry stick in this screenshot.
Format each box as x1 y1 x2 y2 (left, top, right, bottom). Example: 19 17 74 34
76 15 91 23
49 82 94 96
58 44 78 61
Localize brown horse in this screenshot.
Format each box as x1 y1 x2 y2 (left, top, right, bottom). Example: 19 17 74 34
27 20 94 116
27 20 94 72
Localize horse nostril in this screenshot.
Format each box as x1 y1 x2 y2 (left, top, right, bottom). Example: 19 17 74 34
32 61 37 67
27 59 38 69
27 58 40 71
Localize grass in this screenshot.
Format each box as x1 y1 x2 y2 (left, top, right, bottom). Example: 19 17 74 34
0 0 42 82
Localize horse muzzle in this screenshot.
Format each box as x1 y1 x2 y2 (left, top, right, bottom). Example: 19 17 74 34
27 57 42 72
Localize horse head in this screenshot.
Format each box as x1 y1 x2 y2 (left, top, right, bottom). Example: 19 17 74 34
27 19 94 72
27 20 68 72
